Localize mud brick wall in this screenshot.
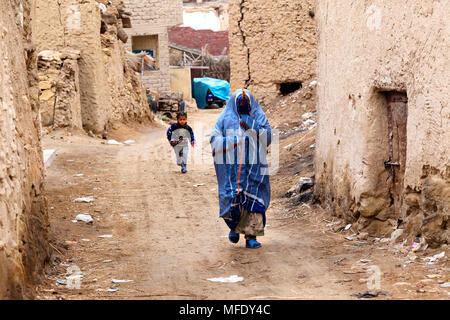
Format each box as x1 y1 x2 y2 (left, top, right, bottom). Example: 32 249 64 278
0 0 49 299
123 0 183 95
229 0 317 105
123 0 183 27
315 0 450 246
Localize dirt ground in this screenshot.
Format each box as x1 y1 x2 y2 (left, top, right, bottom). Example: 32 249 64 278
36 107 449 300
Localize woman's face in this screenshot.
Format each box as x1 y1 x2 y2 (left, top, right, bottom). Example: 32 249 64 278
237 93 251 115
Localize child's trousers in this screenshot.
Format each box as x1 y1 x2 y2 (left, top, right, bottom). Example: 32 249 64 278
174 145 189 166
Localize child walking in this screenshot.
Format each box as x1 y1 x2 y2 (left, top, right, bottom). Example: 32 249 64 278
167 112 195 173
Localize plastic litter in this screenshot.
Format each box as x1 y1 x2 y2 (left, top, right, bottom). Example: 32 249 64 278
194 183 206 187
124 140 135 145
309 80 318 87
107 140 123 145
344 224 352 231
74 174 84 177
81 239 91 242
97 287 118 292
426 274 441 279
360 259 373 263
75 214 93 224
74 196 94 203
111 279 134 283
56 279 67 286
424 251 445 263
98 234 113 238
440 282 450 288
103 260 113 263
207 275 243 283
345 236 357 241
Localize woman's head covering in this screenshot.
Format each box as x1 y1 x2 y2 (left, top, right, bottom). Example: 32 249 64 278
235 90 251 115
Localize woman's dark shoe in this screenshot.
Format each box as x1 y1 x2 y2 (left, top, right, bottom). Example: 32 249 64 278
228 230 240 244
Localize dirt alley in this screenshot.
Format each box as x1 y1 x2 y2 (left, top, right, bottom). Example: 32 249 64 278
36 109 449 300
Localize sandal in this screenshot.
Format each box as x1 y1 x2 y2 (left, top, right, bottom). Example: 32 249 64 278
228 230 240 244
246 239 262 249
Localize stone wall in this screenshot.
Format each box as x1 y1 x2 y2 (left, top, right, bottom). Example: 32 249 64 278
0 0 49 299
123 0 183 95
37 50 82 129
315 0 450 246
229 0 317 105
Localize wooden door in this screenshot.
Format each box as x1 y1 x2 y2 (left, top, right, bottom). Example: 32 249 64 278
385 92 408 218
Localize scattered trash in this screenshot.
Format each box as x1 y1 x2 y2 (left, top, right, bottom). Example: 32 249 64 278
426 274 441 279
75 214 93 224
207 275 243 283
440 282 450 288
309 80 318 87
73 174 84 177
411 242 420 251
103 260 113 263
309 144 315 149
344 224 352 231
360 259 373 263
390 229 404 242
424 252 445 263
74 196 94 203
107 140 123 145
326 221 341 227
124 140 136 145
71 220 78 223
98 234 113 238
56 279 67 286
351 291 389 299
345 236 357 241
96 287 119 293
112 279 134 283
81 239 91 242
380 238 390 243
194 184 206 187
303 119 316 127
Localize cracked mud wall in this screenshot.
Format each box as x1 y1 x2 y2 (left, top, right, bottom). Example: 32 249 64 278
33 0 151 133
315 1 449 246
0 0 49 299
229 0 317 105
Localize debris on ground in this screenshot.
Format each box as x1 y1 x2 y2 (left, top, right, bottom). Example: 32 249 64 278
423 252 445 263
107 140 123 145
351 291 389 299
194 184 206 187
75 214 94 224
207 275 244 283
96 287 119 292
74 196 95 203
111 279 134 283
124 140 136 145
98 234 113 238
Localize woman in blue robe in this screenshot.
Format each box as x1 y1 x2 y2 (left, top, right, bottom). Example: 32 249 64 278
210 89 272 249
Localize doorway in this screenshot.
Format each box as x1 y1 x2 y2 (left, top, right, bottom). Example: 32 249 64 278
384 91 408 218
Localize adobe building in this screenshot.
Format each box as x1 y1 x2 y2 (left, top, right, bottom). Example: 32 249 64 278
229 0 317 105
0 0 49 299
33 0 152 134
123 0 184 95
314 1 449 246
